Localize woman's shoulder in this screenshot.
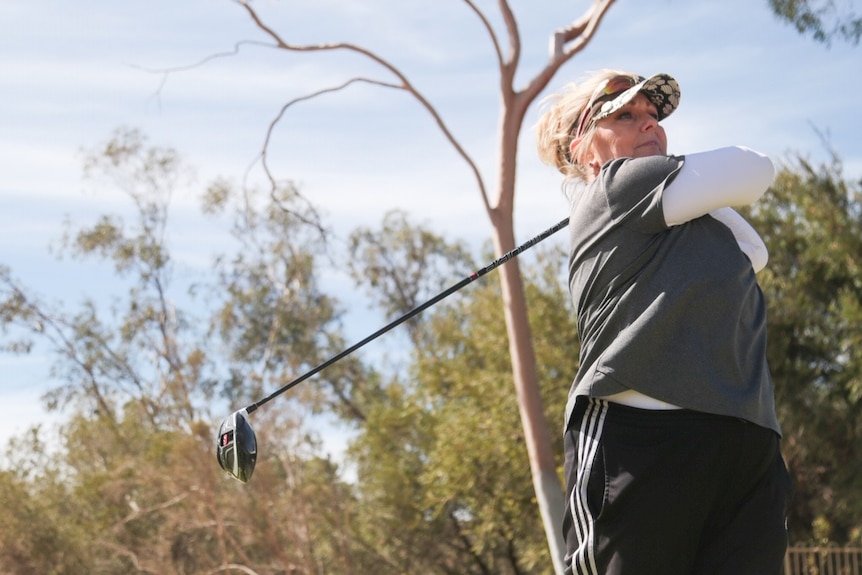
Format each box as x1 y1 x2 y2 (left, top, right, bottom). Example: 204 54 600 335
602 154 684 178
600 155 685 199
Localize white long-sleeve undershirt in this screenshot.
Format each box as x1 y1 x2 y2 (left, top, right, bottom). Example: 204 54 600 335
708 207 769 273
662 146 774 273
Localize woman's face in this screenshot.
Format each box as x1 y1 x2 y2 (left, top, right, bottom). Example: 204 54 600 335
573 93 668 178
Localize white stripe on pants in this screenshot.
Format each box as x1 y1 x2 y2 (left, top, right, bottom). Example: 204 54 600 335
570 399 608 575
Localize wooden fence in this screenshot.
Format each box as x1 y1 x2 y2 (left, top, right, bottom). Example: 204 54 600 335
785 547 862 575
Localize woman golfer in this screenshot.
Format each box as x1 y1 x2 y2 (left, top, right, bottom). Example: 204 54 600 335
535 70 792 574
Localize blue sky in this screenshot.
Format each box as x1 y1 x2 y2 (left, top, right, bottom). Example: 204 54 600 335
2 0 860 449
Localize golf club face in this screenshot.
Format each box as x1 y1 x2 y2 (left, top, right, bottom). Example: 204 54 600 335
216 409 257 483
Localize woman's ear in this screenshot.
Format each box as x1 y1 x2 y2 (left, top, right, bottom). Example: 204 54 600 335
573 137 603 178
571 136 595 168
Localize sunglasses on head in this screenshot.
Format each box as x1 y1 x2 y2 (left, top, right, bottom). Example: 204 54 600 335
571 74 645 140
216 409 258 483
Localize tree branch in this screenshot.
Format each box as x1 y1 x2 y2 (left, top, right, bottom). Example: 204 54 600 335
462 0 505 69
236 0 492 212
115 492 190 529
556 0 617 59
522 0 617 104
497 0 523 78
132 40 273 109
0 275 124 426
205 564 263 575
96 541 162 574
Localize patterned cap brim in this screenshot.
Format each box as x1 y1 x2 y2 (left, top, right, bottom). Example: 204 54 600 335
593 73 681 123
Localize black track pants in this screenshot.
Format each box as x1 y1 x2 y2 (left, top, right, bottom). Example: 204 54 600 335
563 398 793 575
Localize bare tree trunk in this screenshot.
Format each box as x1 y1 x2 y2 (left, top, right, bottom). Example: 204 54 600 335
484 3 619 568
490 91 565 572
490 216 566 574
486 67 568 570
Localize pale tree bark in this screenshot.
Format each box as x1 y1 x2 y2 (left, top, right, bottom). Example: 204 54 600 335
486 2 616 572
235 1 617 572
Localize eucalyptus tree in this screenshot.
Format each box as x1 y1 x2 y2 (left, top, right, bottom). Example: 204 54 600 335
768 0 862 45
748 151 862 544
0 128 364 573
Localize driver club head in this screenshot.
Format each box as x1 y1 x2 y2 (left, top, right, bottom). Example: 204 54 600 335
216 409 258 483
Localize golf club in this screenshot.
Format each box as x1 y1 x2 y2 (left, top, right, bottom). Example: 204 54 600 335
216 216 570 482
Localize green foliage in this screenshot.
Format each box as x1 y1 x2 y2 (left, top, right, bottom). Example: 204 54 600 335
347 224 577 574
347 210 477 335
203 178 382 423
0 430 92 574
768 0 862 45
0 129 364 574
748 150 862 544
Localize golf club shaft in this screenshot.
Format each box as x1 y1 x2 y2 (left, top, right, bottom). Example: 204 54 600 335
245 217 570 414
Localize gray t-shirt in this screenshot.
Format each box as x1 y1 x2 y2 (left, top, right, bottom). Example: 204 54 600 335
565 155 780 436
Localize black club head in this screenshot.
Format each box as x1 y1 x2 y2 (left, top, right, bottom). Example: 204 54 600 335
216 409 257 483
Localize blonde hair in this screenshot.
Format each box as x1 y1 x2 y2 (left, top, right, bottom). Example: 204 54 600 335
534 69 631 185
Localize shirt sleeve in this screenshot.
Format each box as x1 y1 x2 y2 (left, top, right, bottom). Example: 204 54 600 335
708 207 769 272
602 155 685 234
663 146 775 227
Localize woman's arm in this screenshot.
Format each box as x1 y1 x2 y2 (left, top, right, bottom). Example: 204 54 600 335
663 146 775 226
709 207 769 272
